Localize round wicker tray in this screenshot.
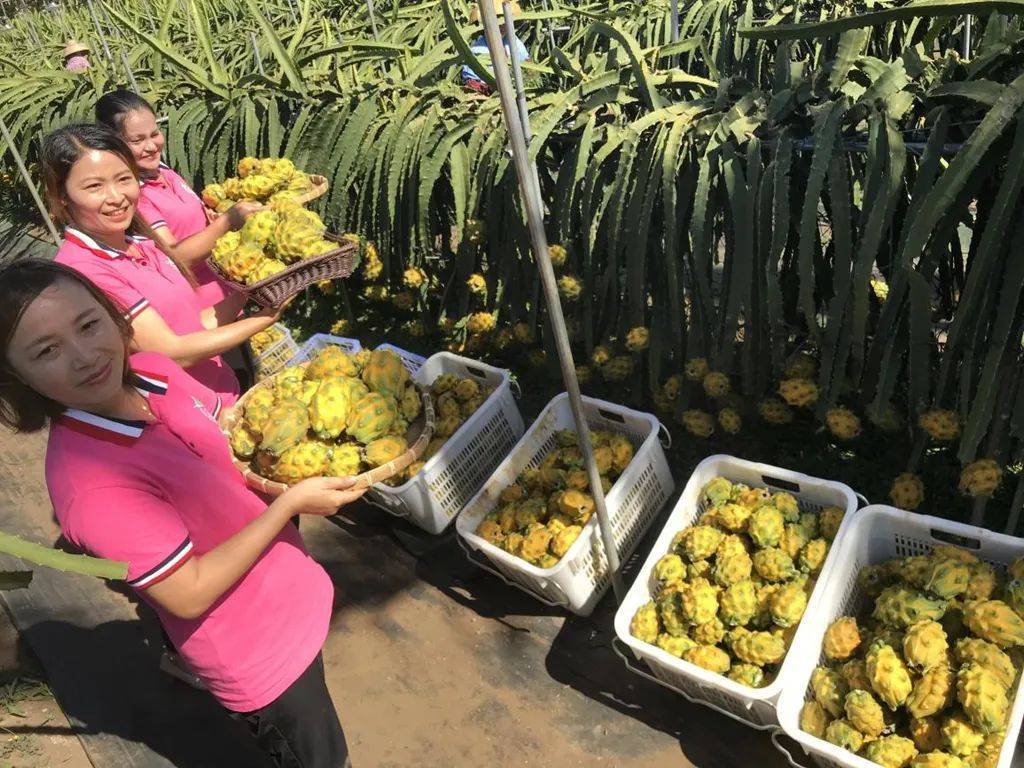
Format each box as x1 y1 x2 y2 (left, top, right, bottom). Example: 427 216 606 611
208 234 359 309
219 378 436 495
204 174 329 220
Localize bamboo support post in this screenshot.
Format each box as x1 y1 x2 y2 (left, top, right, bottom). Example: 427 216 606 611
0 115 60 245
478 0 625 603
84 0 115 67
366 0 380 40
502 2 543 207
250 31 265 75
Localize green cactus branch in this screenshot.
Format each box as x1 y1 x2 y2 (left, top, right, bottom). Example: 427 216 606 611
0 532 127 581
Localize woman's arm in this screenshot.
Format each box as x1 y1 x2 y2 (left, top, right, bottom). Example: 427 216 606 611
145 477 366 620
200 292 249 330
131 304 281 368
150 201 262 268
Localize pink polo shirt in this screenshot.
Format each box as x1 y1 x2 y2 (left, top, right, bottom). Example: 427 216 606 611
136 164 231 308
46 352 333 712
55 227 239 406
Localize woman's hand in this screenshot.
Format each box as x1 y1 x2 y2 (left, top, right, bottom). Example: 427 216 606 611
224 201 263 230
277 476 368 518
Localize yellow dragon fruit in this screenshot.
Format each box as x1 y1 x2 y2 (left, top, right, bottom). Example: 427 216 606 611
824 719 864 752
956 664 1008 733
1009 556 1024 583
753 548 797 582
656 593 688 638
759 397 794 425
941 713 985 757
907 663 955 719
306 347 360 380
845 688 886 737
677 525 724 562
903 620 950 671
201 182 226 208
818 506 845 542
272 440 331 483
890 473 926 509
963 599 1024 647
680 409 714 437
259 398 310 456
713 551 752 587
727 663 765 688
826 407 862 440
965 562 997 601
769 582 808 628
719 580 758 626
958 460 1002 498
361 350 410 397
779 377 819 407
779 523 810 559
347 392 398 444
229 421 260 460
220 241 264 281
824 617 862 661
840 659 872 692
702 476 733 505
953 638 1016 689
691 616 726 646
748 506 785 548
919 409 961 441
625 326 650 352
556 274 582 301
731 630 786 666
925 557 971 600
247 258 287 284
717 408 742 434
655 633 696 658
681 644 731 674
867 640 914 710
363 436 407 468
679 578 719 626
873 586 948 629
550 525 582 558
702 371 731 398
240 174 276 200
800 700 830 738
812 665 849 717
326 443 363 476
800 539 828 573
713 503 751 532
309 378 353 439
862 735 919 768
911 752 965 768
239 209 279 248
654 553 685 583
236 157 262 177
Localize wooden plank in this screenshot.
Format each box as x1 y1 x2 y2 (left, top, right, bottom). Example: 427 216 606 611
0 430 270 768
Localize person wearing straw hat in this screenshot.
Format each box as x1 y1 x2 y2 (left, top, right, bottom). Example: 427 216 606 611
462 0 529 95
63 40 90 72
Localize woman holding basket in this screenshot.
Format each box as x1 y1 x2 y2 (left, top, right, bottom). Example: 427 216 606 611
41 123 280 404
0 258 358 767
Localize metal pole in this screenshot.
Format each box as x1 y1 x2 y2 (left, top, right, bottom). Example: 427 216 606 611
121 50 140 91
366 0 380 40
501 2 543 207
0 116 61 245
478 0 626 602
250 31 265 75
83 0 114 67
962 15 972 58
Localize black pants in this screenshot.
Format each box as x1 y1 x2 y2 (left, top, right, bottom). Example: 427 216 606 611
230 654 350 768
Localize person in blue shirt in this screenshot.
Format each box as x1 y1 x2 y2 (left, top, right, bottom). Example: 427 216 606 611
462 0 530 95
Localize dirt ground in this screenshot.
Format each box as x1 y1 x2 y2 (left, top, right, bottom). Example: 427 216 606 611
0 611 90 768
0 428 789 768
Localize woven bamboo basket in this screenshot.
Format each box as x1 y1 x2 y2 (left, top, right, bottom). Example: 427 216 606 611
204 174 329 220
219 378 436 494
208 234 359 308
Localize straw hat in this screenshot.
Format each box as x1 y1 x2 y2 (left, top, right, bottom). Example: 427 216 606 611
62 40 89 58
469 0 522 23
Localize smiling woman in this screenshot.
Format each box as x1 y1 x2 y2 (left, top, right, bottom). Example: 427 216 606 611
96 90 261 308
39 124 284 405
0 259 362 768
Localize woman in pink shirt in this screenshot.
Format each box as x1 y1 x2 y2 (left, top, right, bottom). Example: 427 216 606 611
96 89 258 308
41 123 276 405
0 258 361 768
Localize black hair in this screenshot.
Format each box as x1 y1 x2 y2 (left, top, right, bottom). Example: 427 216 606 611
95 89 155 134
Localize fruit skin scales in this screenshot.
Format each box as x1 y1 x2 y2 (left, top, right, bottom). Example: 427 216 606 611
272 440 330 483
309 378 353 439
867 640 914 709
363 436 408 468
845 688 886 737
259 398 310 456
955 663 1008 734
963 599 1024 647
907 663 955 719
347 392 397 444
360 349 410 397
862 735 918 768
874 586 948 629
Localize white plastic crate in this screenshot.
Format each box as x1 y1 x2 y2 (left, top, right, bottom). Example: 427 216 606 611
252 323 299 379
292 333 362 363
613 455 859 729
365 352 525 534
456 394 674 616
776 505 1024 768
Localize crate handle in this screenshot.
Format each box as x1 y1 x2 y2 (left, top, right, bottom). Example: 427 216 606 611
508 376 522 400
761 474 801 493
597 408 626 424
456 537 569 609
856 492 869 509
929 528 983 550
770 729 811 768
462 364 490 381
366 497 411 518
657 422 672 449
610 637 778 732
